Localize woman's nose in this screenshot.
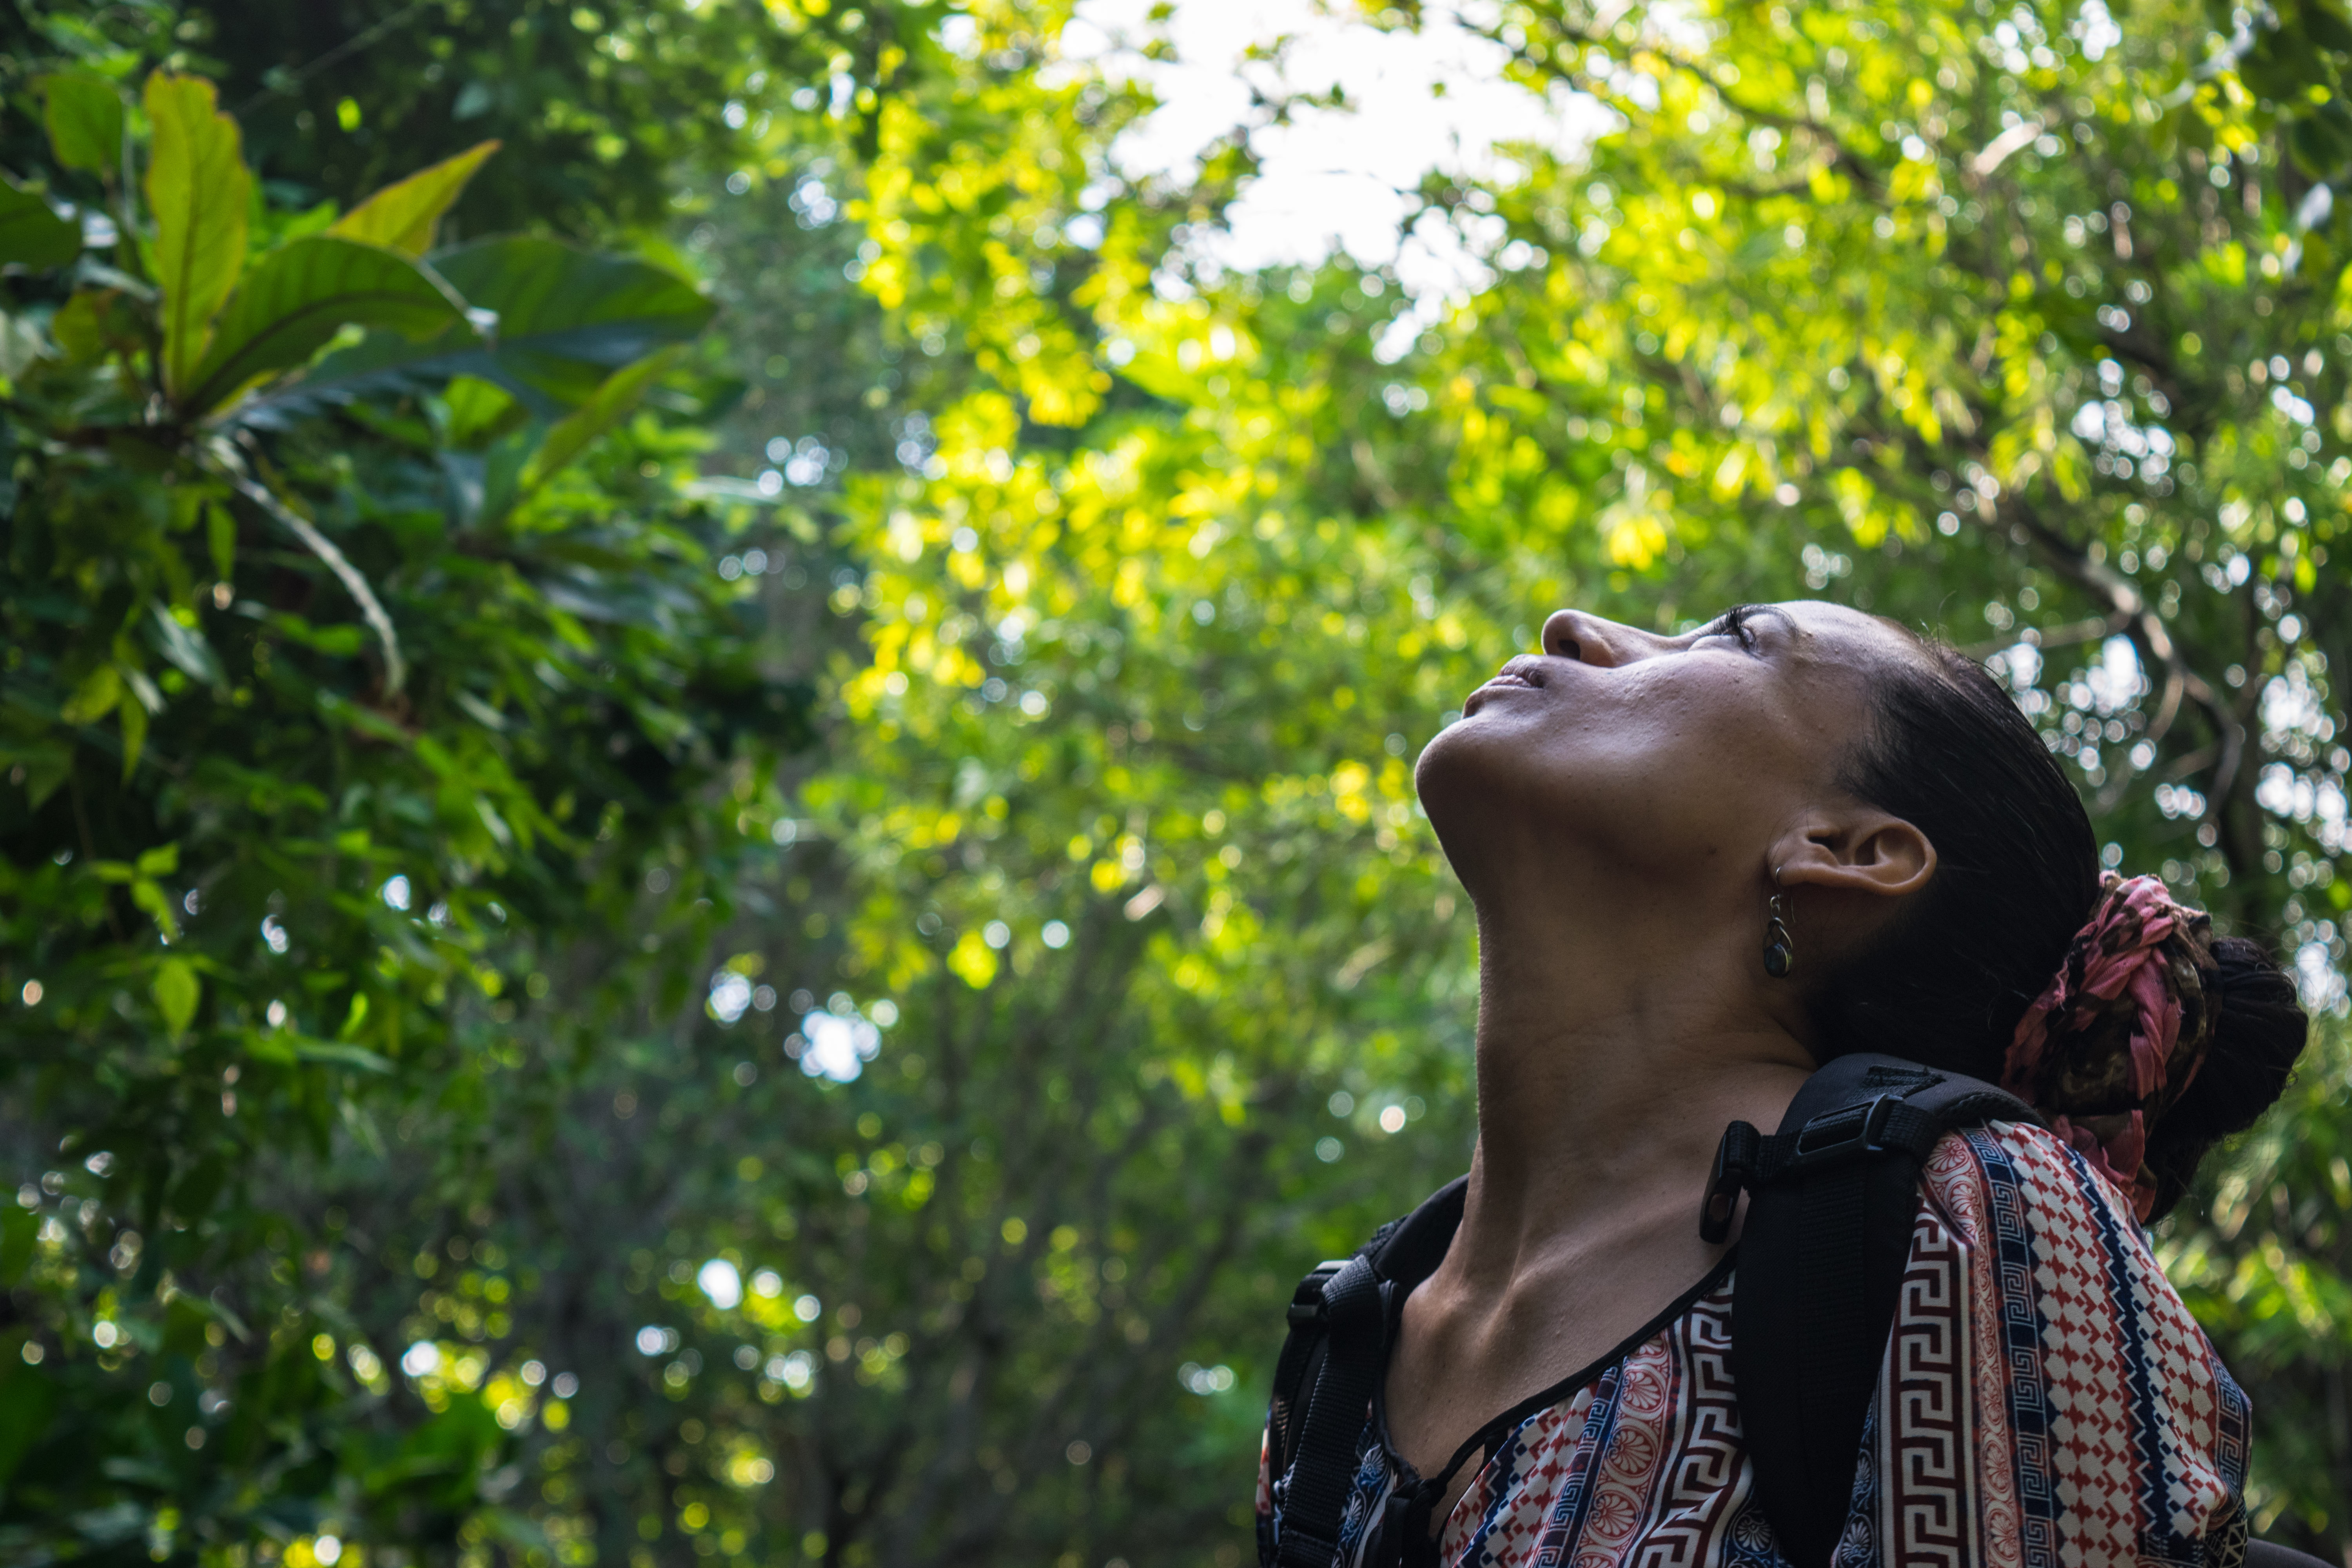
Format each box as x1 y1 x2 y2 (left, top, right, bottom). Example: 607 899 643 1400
1542 609 1641 668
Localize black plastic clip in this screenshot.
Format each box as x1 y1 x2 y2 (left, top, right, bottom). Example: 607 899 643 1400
1285 1259 1352 1325
1700 1120 1762 1244
1787 1094 1900 1171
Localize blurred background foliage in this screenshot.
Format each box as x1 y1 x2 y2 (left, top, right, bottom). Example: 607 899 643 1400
3 0 2352 1564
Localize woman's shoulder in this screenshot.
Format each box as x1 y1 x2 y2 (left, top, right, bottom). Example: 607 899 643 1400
1883 1118 2251 1563
1914 1115 2239 1416
1919 1114 2143 1241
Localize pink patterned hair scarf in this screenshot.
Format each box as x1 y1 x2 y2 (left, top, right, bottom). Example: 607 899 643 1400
2000 872 2220 1223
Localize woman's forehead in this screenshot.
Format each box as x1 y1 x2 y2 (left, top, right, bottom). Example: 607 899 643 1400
1764 600 1923 665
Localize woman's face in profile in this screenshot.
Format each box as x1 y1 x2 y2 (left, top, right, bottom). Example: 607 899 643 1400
1414 600 1922 892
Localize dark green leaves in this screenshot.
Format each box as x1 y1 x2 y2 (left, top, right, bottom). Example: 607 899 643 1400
422 238 718 411
0 1359 58 1489
0 179 79 270
35 71 124 176
142 601 225 686
181 235 473 414
246 238 715 423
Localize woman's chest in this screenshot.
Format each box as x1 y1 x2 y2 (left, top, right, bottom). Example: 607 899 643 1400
1352 1284 1784 1568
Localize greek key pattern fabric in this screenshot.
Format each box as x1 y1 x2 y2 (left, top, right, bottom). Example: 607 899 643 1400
1257 1122 2249 1568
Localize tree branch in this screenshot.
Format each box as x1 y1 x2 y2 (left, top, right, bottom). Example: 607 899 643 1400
212 449 408 696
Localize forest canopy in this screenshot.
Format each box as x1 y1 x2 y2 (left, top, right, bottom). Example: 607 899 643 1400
1 0 2350 1564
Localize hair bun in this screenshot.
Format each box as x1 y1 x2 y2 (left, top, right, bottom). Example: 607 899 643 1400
2142 935 2309 1220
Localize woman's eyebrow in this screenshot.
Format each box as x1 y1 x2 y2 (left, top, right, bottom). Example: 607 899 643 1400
1700 604 1800 636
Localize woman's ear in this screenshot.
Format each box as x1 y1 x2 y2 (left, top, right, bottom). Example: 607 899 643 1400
1770 811 1936 903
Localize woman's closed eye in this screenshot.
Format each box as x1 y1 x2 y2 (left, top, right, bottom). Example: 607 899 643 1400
1698 605 1762 652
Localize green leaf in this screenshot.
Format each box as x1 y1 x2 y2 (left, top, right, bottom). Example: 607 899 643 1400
60 662 122 724
2304 0 2352 54
135 842 180 876
0 310 47 381
444 427 537 526
432 238 715 410
118 693 147 779
143 72 251 399
36 70 124 175
329 139 501 257
0 1360 56 1488
239 238 715 425
245 1032 298 1066
11 744 71 808
129 878 181 942
519 344 685 494
206 503 236 581
154 956 200 1039
294 1039 394 1073
50 288 138 363
2290 101 2352 175
0 1211 34 1285
144 599 226 684
0 178 81 270
180 235 472 415
440 374 524 445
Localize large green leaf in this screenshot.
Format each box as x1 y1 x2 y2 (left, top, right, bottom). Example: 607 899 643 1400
143 599 225 686
430 237 717 408
152 956 199 1039
520 344 685 492
451 345 687 525
0 179 80 270
143 73 249 399
233 237 715 425
35 71 124 175
181 235 472 414
328 139 500 257
0 1360 55 1488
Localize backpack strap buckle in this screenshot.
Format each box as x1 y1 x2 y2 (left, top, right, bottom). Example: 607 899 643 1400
1786 1093 1901 1171
1700 1120 1762 1243
1284 1260 1351 1326
1701 1094 1941 1242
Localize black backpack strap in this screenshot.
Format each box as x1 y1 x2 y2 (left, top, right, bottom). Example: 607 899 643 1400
1269 1258 1348 1476
1719 1054 2039 1568
1273 1254 1385 1568
1266 1177 1467 1568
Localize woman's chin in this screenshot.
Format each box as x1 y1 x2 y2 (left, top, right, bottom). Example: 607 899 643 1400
1413 715 1512 831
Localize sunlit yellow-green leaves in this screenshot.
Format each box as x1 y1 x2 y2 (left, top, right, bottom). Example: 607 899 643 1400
837 0 2352 1542
328 138 500 256
143 72 250 400
12 0 2352 1559
152 958 200 1041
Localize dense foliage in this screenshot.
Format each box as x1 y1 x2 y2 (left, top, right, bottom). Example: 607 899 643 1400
5 0 2352 1564
0 25 815 1568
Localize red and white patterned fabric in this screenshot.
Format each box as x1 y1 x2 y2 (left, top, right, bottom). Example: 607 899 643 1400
1257 1121 2249 1568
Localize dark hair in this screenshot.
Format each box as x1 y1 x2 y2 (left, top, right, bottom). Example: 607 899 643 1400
1818 636 2308 1220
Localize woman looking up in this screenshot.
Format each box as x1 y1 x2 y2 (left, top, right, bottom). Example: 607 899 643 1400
1256 601 2309 1568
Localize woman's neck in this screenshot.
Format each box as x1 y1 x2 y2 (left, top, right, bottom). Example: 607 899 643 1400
1380 882 1818 1484
1446 882 1815 1285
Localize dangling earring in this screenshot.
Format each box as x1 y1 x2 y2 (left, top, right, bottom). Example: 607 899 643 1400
1763 872 1795 979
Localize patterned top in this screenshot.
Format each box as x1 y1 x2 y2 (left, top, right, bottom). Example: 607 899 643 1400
1257 1122 2250 1568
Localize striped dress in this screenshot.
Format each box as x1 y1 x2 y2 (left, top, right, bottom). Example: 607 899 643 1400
1257 1121 2250 1568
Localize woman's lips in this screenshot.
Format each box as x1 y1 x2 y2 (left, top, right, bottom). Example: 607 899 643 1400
1463 663 1543 715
